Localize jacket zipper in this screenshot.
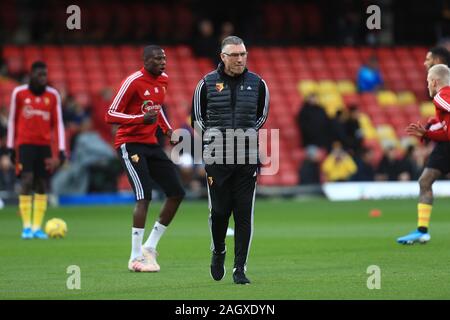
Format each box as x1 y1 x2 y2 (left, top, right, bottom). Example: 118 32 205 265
231 79 244 129
230 82 236 129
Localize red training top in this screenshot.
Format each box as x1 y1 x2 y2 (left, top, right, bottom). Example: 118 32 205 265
105 68 172 149
425 86 450 141
7 84 66 151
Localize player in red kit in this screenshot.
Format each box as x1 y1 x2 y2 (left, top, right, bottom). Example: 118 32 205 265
105 45 185 272
7 61 66 240
398 62 450 244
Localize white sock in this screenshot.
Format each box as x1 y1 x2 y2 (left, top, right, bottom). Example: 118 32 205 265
143 221 167 250
130 227 144 261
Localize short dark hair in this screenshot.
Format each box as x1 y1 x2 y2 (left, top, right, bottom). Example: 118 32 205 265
429 47 450 67
143 45 162 59
221 36 244 52
31 61 47 72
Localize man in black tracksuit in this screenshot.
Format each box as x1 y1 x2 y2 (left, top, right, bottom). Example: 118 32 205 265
191 36 270 284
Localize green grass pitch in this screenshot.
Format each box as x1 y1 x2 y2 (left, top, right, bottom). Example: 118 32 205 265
1 198 450 300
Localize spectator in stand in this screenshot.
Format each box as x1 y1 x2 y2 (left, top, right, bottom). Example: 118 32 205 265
375 145 410 181
62 94 91 154
91 88 115 144
357 55 384 92
397 145 422 181
51 118 118 195
329 110 347 148
192 19 218 64
343 105 363 154
0 106 15 191
411 144 432 175
298 145 322 185
321 141 357 182
219 21 235 43
351 147 375 181
297 93 331 150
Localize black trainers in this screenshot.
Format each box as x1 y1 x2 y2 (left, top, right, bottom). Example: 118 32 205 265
233 267 251 285
210 251 226 281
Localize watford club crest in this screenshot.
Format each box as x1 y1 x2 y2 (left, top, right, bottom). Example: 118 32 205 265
215 82 224 92
131 154 140 163
208 176 214 186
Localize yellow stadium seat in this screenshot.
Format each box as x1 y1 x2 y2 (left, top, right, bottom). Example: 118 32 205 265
377 124 397 139
336 80 356 95
363 127 378 140
358 113 377 139
377 90 398 106
420 102 435 117
318 80 338 95
298 80 318 97
319 93 344 117
358 113 372 128
376 124 399 147
397 91 416 105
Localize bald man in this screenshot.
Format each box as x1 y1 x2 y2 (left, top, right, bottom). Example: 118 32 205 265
106 45 185 271
398 63 450 244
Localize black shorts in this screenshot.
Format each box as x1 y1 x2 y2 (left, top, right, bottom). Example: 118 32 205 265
18 144 52 178
426 141 450 174
117 143 185 201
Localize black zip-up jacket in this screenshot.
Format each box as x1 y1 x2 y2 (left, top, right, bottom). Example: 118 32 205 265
191 62 270 165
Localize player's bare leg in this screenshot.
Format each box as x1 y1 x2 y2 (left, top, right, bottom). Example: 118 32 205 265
397 168 441 244
158 195 184 226
418 168 441 205
20 172 34 194
133 199 150 228
34 177 46 194
136 195 184 272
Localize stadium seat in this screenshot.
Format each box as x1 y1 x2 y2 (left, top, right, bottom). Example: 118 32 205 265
298 80 318 96
377 90 398 106
317 80 338 95
341 46 358 57
319 93 344 117
376 124 398 143
336 80 356 95
360 92 377 104
397 91 417 105
420 102 435 117
342 93 360 107
358 113 377 139
5 55 24 76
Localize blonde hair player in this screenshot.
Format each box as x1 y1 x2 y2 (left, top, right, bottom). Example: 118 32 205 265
398 60 450 244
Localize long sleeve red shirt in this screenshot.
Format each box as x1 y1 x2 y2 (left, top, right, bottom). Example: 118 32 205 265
105 68 172 149
424 86 450 142
7 84 66 151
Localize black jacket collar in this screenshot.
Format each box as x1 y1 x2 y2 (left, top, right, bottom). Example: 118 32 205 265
217 62 248 80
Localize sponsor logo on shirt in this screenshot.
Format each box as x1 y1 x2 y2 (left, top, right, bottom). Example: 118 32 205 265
141 100 161 114
22 105 50 121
